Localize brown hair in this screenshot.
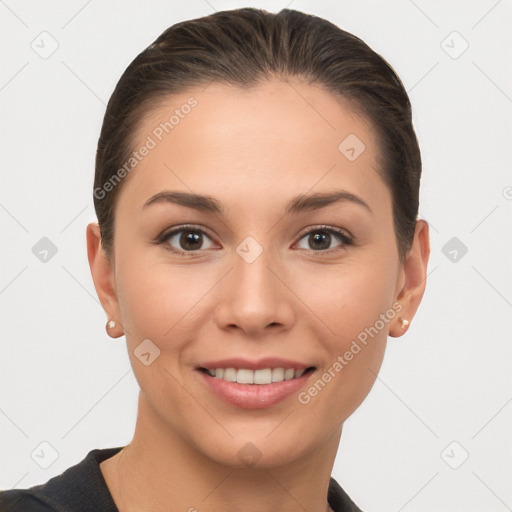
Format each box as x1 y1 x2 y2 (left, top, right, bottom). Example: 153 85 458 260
94 7 421 262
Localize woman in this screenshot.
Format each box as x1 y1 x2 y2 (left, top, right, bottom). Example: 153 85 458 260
1 7 429 511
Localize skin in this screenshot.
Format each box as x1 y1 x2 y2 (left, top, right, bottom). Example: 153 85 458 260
87 79 430 512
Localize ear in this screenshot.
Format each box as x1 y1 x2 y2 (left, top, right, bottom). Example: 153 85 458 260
86 222 124 338
389 219 430 338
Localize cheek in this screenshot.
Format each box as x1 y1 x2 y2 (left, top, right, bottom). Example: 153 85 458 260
305 340 386 428
291 255 396 418
115 251 218 353
115 250 169 336
114 256 204 419
294 254 397 342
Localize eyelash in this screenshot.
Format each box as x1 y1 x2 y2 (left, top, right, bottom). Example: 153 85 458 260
156 224 354 257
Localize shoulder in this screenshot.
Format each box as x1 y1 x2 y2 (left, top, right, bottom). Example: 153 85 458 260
328 477 365 512
0 488 60 512
0 447 123 512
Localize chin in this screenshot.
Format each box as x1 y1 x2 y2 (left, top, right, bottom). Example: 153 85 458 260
195 429 317 470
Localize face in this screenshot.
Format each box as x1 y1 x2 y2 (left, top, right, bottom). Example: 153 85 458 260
99 79 409 468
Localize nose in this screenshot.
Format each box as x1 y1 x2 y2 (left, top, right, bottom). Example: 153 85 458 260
213 243 295 339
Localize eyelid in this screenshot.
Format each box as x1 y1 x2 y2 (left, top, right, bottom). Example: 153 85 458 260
157 224 217 245
295 224 352 241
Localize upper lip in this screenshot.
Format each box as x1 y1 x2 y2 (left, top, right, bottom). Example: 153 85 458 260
197 357 313 371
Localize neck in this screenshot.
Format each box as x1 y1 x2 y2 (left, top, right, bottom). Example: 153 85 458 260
101 392 341 512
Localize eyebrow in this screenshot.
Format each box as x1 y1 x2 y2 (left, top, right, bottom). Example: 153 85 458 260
142 189 372 215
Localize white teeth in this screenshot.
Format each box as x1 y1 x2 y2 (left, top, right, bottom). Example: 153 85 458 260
223 368 237 382
206 367 309 385
271 367 284 382
254 369 272 385
236 369 254 384
284 368 295 380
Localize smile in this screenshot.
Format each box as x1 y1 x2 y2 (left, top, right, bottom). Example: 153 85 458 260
200 367 313 385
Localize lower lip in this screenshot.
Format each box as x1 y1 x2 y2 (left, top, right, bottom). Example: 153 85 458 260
198 371 313 409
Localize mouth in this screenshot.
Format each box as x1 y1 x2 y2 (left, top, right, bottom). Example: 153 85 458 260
198 366 316 384
196 359 316 409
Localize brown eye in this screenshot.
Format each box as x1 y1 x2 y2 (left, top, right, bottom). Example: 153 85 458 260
178 230 203 250
295 227 352 252
308 231 332 251
160 226 216 253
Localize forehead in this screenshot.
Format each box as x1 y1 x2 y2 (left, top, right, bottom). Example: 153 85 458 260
118 79 388 215
137 79 374 156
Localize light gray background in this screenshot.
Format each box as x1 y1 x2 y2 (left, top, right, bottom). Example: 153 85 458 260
1 1 511 511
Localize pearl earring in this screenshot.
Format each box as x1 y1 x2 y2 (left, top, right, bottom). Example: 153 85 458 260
106 320 116 330
399 317 409 329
